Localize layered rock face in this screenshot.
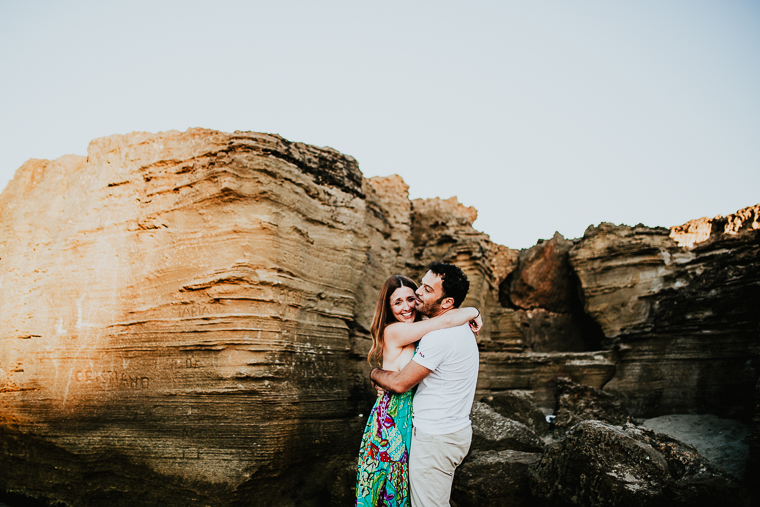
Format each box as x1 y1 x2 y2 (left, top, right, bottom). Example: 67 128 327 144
412 204 617 407
570 208 760 418
1 128 758 505
0 130 375 505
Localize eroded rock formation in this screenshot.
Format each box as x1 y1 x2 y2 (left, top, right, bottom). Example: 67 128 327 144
470 402 545 453
553 377 631 434
0 130 375 505
570 208 760 418
481 390 550 435
1 128 758 505
500 232 604 353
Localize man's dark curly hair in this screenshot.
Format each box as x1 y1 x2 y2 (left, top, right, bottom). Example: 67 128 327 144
427 261 470 308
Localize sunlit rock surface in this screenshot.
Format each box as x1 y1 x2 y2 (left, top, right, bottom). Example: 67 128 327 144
0 130 373 505
0 128 758 506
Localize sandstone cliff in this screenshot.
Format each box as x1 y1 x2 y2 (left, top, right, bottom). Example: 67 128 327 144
0 130 374 505
0 129 757 506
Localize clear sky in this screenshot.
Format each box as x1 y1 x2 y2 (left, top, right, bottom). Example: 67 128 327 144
1 1 758 249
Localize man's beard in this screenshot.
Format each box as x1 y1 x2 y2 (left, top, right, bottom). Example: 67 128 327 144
415 296 444 318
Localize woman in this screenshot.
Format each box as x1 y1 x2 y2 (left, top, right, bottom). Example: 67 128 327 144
355 274 482 506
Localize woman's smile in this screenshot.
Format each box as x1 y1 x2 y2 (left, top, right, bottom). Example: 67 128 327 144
389 286 417 323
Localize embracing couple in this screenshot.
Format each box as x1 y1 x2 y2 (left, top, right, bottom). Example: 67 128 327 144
355 261 481 507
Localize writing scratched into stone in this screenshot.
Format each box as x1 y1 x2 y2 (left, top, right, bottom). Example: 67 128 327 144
75 370 150 390
177 305 211 319
170 357 202 369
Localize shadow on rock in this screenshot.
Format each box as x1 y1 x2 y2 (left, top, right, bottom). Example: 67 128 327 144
451 450 542 507
553 377 631 434
470 402 545 453
529 420 751 507
481 390 551 436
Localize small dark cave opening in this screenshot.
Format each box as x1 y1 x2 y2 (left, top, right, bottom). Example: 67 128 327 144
497 258 606 353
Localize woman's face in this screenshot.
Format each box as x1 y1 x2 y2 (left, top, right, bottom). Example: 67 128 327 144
389 286 417 323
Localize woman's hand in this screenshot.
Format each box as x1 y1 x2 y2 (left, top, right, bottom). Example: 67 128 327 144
469 313 483 336
370 374 386 397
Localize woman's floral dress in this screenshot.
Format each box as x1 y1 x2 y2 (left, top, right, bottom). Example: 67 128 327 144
355 387 414 506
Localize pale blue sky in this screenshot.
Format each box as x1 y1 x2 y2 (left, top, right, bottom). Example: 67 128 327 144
1 1 758 248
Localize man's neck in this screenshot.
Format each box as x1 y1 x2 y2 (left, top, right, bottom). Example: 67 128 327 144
428 307 453 319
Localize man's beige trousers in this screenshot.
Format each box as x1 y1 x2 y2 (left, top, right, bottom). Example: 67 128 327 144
409 425 472 507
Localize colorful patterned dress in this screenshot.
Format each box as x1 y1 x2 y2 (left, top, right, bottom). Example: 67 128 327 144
355 387 414 506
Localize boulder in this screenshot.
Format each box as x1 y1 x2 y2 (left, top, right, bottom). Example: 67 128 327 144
553 378 631 434
470 402 545 453
481 390 550 435
529 420 751 507
451 449 542 507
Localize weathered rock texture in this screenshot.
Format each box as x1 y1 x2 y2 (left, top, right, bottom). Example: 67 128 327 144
451 449 541 507
530 420 751 507
470 402 545 453
553 377 631 434
0 130 376 505
1 128 758 505
482 390 550 435
500 232 605 353
570 207 760 418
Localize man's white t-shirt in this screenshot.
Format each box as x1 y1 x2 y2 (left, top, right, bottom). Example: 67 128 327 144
411 323 480 435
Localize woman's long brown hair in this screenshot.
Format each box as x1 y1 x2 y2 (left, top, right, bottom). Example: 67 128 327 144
368 274 420 367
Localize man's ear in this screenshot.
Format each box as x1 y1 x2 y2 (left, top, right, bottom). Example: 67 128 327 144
440 297 455 310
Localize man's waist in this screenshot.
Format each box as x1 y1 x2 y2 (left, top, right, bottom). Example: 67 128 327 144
412 417 471 435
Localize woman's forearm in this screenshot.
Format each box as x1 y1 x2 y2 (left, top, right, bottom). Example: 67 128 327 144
445 307 479 326
385 307 480 348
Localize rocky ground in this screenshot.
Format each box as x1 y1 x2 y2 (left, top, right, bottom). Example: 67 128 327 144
2 413 752 507
641 414 751 481
448 382 755 507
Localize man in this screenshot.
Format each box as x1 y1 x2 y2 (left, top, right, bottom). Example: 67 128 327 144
370 261 480 507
